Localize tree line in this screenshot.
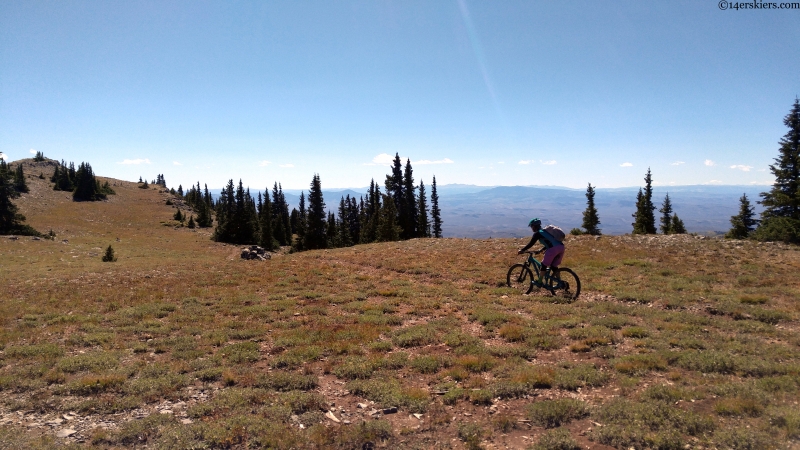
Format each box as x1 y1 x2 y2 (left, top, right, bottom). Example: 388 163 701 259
199 154 442 251
572 98 800 243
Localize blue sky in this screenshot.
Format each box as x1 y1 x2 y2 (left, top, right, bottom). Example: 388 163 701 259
1 1 798 190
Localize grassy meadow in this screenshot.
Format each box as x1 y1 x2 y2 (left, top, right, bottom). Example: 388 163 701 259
1 159 800 449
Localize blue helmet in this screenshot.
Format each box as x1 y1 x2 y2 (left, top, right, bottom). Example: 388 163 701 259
528 218 541 229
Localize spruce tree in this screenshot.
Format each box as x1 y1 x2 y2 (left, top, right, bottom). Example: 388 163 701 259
671 214 686 234
581 183 601 235
102 245 117 262
402 159 418 239
213 180 236 242
34 151 45 162
305 174 327 250
338 197 353 247
377 193 401 242
326 211 338 247
659 194 673 234
0 168 39 236
431 176 442 238
174 209 184 221
632 168 656 234
258 189 275 250
295 192 307 250
73 162 103 201
187 215 196 229
417 180 430 238
14 164 29 193
755 99 800 243
726 193 758 239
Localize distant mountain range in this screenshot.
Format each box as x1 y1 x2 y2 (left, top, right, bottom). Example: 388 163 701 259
209 184 769 238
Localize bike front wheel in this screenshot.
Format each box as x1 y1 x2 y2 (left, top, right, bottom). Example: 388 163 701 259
506 264 534 295
548 268 581 301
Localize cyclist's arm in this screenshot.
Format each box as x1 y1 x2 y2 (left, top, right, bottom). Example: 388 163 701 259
518 233 541 254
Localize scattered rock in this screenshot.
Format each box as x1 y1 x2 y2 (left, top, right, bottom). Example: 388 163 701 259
7 236 18 240
357 403 369 409
241 245 271 260
56 429 77 438
181 419 193 425
412 413 423 420
382 407 398 415
325 411 341 423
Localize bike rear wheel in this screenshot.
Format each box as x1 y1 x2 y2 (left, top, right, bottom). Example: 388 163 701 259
547 268 581 301
506 264 534 295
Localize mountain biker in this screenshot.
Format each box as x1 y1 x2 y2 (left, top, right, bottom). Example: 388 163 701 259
517 218 564 284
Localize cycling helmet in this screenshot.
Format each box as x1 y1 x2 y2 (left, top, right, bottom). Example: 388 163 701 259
528 218 541 229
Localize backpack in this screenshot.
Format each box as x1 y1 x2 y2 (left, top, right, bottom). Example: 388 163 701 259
543 225 565 242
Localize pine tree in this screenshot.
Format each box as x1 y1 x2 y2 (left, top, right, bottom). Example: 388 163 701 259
377 193 401 242
632 168 656 234
726 193 758 239
102 245 117 262
326 211 338 247
305 174 327 250
174 209 184 221
402 159 418 239
34 151 45 162
431 176 442 238
13 164 29 193
258 189 275 250
1 168 39 236
295 192 308 250
177 185 183 197
671 214 686 234
417 180 430 237
581 183 601 235
213 180 236 243
73 162 104 201
659 194 673 234
337 197 353 247
187 215 196 229
755 99 800 243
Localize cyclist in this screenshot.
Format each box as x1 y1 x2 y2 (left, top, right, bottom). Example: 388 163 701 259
517 218 564 285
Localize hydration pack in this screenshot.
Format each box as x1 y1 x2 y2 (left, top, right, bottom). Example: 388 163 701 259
543 225 566 242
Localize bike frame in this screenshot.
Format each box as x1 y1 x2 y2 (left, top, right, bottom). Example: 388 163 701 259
522 251 563 291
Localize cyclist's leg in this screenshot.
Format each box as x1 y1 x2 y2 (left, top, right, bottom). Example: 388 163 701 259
542 246 565 281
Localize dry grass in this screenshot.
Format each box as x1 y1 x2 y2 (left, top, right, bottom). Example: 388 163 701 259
1 158 800 448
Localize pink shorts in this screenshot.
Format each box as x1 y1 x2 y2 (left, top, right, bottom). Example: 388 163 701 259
542 245 564 267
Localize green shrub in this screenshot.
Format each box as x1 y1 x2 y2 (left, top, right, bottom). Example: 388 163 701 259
527 398 588 428
751 217 800 244
533 428 581 450
457 423 486 450
391 325 438 348
56 351 119 373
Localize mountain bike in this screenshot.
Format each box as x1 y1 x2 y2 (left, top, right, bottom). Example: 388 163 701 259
506 250 581 300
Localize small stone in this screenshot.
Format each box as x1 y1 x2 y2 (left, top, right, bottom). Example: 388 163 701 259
412 413 423 420
181 419 193 425
382 407 398 414
160 410 173 414
56 429 77 438
325 411 341 423
357 403 368 409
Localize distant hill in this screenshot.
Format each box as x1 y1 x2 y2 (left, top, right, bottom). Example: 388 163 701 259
210 184 768 238
439 185 767 238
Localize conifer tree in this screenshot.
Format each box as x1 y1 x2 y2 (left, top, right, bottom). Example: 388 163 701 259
258 189 275 250
632 168 656 234
177 185 183 197
327 211 338 247
581 183 601 235
417 180 430 237
73 162 104 201
659 194 673 234
213 180 236 243
174 209 184 222
14 164 29 193
34 151 45 162
187 215 196 229
671 214 686 234
338 197 353 247
726 193 758 239
0 168 39 236
102 245 117 262
377 193 401 242
305 174 327 250
295 192 308 250
431 176 442 238
755 99 800 243
402 159 418 239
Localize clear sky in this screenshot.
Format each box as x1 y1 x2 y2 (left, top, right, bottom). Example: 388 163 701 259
1 1 798 191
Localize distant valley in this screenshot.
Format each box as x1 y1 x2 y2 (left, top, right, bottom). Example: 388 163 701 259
210 184 767 238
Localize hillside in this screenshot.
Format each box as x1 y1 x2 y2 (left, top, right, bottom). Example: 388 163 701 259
1 159 800 449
